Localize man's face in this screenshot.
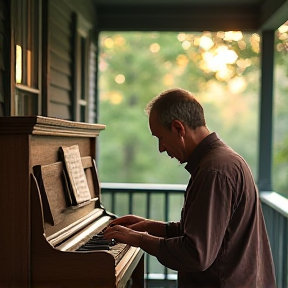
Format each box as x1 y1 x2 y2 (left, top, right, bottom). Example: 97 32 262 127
149 111 186 164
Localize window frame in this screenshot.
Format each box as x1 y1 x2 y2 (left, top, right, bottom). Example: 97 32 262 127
73 13 92 122
10 0 42 116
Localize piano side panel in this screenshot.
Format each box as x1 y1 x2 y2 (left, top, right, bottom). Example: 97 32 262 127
0 134 31 288
0 116 144 288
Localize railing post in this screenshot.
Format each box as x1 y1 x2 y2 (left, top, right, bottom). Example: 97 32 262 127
260 192 288 288
146 190 151 279
164 191 169 280
282 218 287 287
257 30 275 191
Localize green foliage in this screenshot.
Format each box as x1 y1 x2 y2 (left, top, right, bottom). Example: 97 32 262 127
273 55 288 197
97 28 288 198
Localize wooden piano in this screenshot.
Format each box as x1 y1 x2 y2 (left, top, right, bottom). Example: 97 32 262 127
0 116 144 288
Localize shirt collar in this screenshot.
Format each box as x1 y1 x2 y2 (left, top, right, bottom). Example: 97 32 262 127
184 132 219 175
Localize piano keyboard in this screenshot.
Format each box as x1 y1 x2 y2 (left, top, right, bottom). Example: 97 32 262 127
53 215 131 266
76 234 116 251
76 232 131 265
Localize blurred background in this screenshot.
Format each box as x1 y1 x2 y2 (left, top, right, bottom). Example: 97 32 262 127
97 27 288 198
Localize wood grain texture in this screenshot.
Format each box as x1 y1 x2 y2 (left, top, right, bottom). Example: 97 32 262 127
0 116 106 136
0 116 144 288
0 133 31 287
0 116 103 287
33 162 67 225
31 167 144 288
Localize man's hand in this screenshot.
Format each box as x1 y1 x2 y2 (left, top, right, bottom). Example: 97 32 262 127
104 225 146 247
109 215 146 228
104 224 161 257
109 214 167 237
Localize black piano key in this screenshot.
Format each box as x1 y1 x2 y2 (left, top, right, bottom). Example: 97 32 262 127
77 245 110 251
76 229 116 252
92 234 105 240
87 239 116 246
77 247 91 251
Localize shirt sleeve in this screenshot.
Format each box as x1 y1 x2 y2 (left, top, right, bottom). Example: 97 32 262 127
157 170 233 272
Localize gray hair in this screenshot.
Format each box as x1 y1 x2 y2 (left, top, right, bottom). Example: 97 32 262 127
145 88 206 130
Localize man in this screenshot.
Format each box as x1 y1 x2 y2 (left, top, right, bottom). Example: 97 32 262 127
104 88 276 287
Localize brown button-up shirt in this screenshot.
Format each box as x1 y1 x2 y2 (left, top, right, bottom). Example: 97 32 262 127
157 133 276 288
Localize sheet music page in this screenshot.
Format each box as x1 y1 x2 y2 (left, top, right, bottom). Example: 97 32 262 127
60 145 91 205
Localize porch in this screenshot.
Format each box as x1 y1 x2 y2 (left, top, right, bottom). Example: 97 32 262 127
101 183 288 288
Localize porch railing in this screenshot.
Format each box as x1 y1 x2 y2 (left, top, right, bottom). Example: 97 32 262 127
260 192 288 288
101 183 288 288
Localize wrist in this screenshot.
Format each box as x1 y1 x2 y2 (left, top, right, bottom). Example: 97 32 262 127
138 231 148 247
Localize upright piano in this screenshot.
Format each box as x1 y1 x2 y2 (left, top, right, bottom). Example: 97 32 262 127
0 116 144 288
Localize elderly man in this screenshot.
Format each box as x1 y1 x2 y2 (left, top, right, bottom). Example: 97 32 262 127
104 88 276 288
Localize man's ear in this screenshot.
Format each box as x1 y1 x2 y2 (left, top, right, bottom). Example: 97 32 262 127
171 120 185 137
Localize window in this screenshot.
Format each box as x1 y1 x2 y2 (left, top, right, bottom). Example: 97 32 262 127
74 14 91 122
12 0 41 115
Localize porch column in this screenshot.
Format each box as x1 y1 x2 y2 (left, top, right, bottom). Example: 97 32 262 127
257 30 275 192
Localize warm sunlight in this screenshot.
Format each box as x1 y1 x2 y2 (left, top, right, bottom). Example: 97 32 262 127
224 31 243 41
199 35 214 51
201 46 238 78
15 45 22 84
115 74 125 84
182 40 191 50
110 92 123 104
175 31 250 81
228 76 247 93
150 43 160 53
104 37 114 48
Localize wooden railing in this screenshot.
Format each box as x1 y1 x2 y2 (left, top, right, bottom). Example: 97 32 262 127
260 192 288 288
101 183 288 288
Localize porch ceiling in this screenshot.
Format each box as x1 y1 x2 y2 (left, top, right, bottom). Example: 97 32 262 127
94 0 288 32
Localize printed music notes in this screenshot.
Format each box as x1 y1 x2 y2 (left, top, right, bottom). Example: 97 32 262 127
59 145 91 205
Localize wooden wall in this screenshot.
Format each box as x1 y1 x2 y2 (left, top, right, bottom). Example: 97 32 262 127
45 0 98 121
0 0 9 117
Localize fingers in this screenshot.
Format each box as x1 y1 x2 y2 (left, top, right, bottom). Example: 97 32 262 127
128 221 147 232
104 225 144 248
109 215 146 227
104 225 126 242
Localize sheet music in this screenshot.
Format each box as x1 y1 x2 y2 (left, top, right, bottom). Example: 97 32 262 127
60 145 91 205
